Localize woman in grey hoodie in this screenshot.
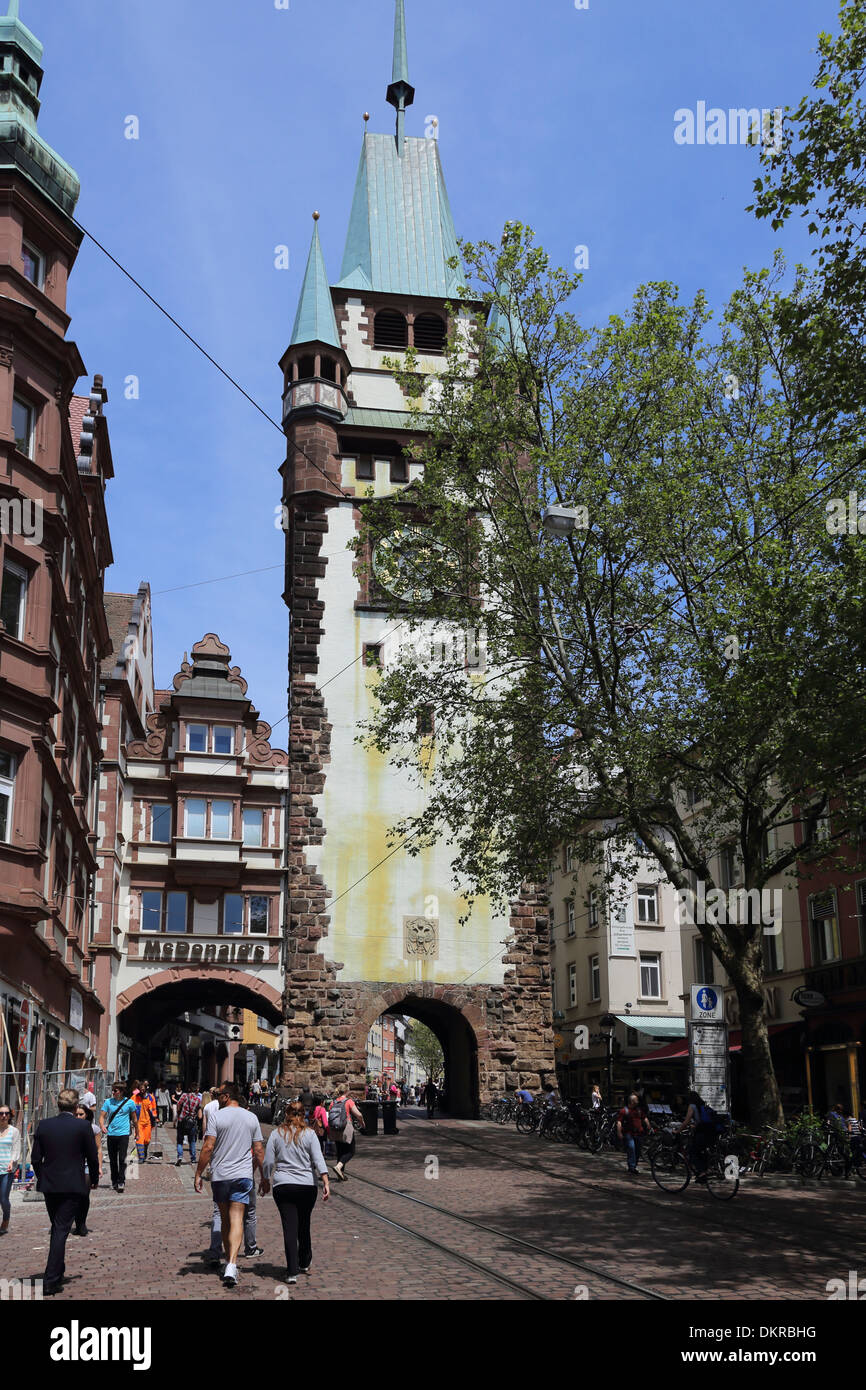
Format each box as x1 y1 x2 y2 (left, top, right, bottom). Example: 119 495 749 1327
261 1100 330 1281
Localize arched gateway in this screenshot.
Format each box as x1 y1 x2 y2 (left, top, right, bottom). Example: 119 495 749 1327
279 3 554 1111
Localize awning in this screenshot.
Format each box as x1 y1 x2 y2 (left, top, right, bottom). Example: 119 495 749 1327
630 1021 799 1065
617 1015 686 1038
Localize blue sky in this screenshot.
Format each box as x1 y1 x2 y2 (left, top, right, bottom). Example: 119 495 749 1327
24 0 839 735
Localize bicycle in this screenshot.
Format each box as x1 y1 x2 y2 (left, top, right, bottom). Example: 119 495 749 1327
814 1123 866 1182
649 1128 740 1201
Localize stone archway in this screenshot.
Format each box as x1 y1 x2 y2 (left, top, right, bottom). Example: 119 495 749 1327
116 967 283 1019
356 987 482 1118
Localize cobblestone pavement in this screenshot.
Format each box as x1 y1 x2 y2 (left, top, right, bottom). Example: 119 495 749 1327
1 1109 862 1301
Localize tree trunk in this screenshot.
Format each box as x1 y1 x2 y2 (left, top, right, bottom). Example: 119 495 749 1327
730 965 784 1128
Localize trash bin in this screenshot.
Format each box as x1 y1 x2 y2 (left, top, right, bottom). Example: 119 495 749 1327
358 1100 379 1136
381 1101 399 1135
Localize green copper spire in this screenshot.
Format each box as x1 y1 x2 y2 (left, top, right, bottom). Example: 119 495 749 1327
0 0 80 214
290 215 340 349
386 0 414 156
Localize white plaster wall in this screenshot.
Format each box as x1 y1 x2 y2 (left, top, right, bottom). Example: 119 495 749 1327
310 501 509 987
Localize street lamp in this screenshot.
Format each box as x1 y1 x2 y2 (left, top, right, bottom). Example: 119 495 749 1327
600 1012 617 1103
542 504 583 538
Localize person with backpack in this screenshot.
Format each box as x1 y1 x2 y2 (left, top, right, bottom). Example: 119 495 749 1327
616 1092 650 1175
175 1085 201 1165
99 1082 137 1192
328 1084 365 1181
676 1090 718 1179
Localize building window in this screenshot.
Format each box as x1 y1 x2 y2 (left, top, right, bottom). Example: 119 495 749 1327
566 900 575 938
694 935 714 984
810 892 841 965
21 241 44 288
389 456 409 483
165 892 188 934
551 969 557 1012
589 954 600 1002
762 926 782 975
242 809 263 847
185 798 206 838
151 804 171 843
211 800 233 839
636 885 658 925
564 844 575 872
588 889 599 929
354 455 374 480
0 559 27 639
639 952 662 999
186 724 207 753
12 396 33 456
249 896 269 935
213 726 234 756
374 309 408 349
718 844 737 890
0 750 15 841
568 962 577 1008
223 894 244 935
417 706 435 736
141 891 162 933
413 313 446 354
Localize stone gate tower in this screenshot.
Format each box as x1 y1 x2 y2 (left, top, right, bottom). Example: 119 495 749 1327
279 1 552 1113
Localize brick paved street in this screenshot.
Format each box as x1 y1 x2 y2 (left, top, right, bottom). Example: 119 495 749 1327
1 1111 863 1302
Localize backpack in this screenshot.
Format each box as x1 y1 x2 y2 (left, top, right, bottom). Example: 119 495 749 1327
328 1098 348 1132
698 1103 723 1132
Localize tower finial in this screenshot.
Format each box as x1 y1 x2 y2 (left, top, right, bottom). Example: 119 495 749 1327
7 1 19 16
386 0 415 157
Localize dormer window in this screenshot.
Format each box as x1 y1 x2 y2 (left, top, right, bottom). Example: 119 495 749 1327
413 313 446 354
22 241 44 289
374 310 408 350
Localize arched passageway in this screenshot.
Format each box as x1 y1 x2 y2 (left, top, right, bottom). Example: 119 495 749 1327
359 991 480 1118
116 969 283 1087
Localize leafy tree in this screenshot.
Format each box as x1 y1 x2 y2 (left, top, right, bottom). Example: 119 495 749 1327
749 0 866 416
355 226 866 1128
405 1020 444 1082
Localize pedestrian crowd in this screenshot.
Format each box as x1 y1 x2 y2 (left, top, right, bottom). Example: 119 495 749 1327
15 1072 443 1295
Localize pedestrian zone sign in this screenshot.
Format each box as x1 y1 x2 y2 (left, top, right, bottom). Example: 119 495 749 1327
691 984 722 1021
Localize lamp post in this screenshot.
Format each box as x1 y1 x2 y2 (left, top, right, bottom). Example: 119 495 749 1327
600 1012 617 1103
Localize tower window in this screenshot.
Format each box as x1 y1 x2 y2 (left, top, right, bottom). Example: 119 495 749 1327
364 643 383 669
298 355 316 379
374 310 408 350
319 357 337 382
413 313 446 354
355 456 374 480
21 241 44 289
389 457 409 483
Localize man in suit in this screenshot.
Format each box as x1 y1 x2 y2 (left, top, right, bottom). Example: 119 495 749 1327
31 1088 99 1295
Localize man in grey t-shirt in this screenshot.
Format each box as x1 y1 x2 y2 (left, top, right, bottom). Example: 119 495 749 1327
194 1083 264 1289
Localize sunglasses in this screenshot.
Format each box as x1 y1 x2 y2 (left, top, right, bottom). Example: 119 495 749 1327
0 1112 11 1118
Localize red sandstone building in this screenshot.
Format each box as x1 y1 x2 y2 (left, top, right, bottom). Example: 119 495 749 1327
0 4 116 1105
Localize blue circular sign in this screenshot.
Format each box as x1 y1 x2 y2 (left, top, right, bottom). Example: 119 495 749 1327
696 986 718 1012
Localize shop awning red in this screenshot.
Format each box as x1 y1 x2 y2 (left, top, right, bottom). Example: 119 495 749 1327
631 1021 798 1065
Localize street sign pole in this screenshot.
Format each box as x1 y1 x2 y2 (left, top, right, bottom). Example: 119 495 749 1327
688 985 730 1115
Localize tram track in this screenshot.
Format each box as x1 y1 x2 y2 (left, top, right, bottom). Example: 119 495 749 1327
432 1120 866 1262
334 1169 669 1301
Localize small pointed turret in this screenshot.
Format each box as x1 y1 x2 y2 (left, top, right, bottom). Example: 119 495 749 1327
386 0 415 156
0 0 80 214
290 214 340 350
